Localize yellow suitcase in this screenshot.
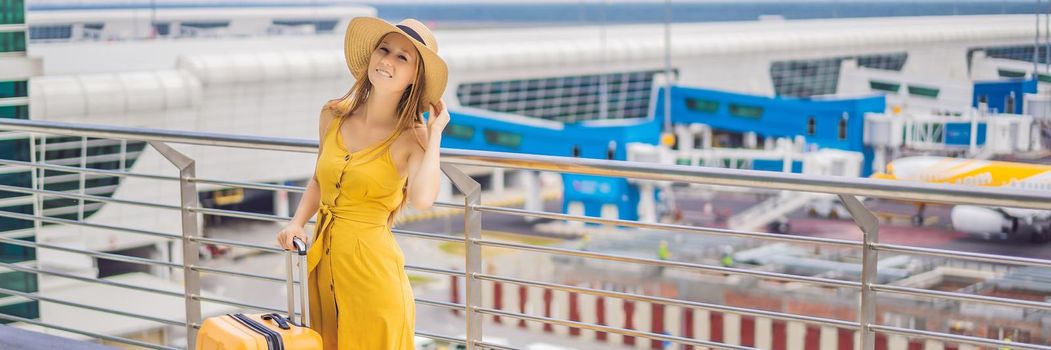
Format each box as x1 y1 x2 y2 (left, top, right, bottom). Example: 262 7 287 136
197 238 322 350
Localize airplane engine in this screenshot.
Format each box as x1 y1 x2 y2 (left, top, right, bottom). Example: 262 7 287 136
951 205 1016 237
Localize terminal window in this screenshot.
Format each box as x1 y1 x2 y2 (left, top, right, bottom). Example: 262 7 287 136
771 53 907 97
976 45 1051 64
456 70 670 123
685 98 719 114
0 31 26 53
0 0 23 25
443 124 475 141
484 129 523 149
0 81 27 99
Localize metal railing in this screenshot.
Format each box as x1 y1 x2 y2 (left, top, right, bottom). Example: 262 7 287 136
0 118 1048 349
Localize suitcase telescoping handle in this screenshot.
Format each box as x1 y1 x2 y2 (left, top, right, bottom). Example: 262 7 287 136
286 237 310 327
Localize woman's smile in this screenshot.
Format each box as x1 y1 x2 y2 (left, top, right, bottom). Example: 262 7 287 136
375 67 393 78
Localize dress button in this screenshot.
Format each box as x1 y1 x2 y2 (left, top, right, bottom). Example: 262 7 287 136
335 183 341 189
344 155 350 161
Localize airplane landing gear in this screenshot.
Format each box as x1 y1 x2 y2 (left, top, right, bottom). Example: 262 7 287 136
1031 223 1051 243
768 219 791 234
911 203 927 227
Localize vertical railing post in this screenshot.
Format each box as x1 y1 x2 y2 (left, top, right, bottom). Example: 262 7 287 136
150 141 202 348
839 194 879 350
77 136 87 221
441 163 482 350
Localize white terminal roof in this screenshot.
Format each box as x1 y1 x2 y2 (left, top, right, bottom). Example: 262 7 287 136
435 14 1038 72
26 5 377 24
27 14 1041 117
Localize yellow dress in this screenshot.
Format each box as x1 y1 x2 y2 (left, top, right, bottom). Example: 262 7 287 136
307 115 414 350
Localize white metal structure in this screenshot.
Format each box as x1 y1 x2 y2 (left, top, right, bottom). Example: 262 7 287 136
12 13 1051 340
864 109 1041 173
627 139 863 232
25 6 375 42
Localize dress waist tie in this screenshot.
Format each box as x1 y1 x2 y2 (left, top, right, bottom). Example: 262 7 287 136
307 203 389 272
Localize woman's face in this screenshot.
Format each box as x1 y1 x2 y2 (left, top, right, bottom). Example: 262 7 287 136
367 33 419 94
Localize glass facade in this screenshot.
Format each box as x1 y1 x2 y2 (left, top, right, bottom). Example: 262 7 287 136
456 70 667 123
977 45 1051 64
0 93 35 322
0 0 24 25
0 0 35 323
0 31 26 53
28 25 72 41
770 53 908 97
272 20 339 33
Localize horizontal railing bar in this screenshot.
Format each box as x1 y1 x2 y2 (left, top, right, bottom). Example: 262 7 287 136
474 238 860 289
4 118 1050 210
873 242 1051 268
0 158 180 182
0 312 179 350
416 332 519 350
475 342 517 350
0 261 186 298
0 130 29 141
0 286 186 327
42 202 104 217
191 295 464 319
191 265 298 285
404 264 465 277
42 152 143 167
0 236 183 269
0 208 180 241
37 138 125 151
188 177 306 193
432 200 465 209
416 298 466 311
443 149 1051 211
870 324 1051 350
476 307 753 350
0 118 317 153
190 236 286 254
193 207 290 223
872 284 1051 311
475 204 862 248
475 273 858 329
0 182 182 211
40 172 118 184
193 295 291 315
393 228 467 243
414 331 467 347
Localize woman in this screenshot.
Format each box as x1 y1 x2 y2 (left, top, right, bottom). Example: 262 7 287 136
276 17 448 349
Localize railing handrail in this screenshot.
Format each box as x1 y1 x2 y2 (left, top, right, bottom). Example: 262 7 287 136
2 118 1049 210
5 118 1051 350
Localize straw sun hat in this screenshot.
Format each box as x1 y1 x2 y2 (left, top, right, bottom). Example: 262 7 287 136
343 17 448 106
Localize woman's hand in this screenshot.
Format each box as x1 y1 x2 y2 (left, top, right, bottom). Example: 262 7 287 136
427 99 450 138
276 223 308 250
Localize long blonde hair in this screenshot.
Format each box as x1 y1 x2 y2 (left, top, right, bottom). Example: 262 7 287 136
325 50 430 227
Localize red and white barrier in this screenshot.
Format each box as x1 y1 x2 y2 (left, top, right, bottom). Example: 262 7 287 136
448 276 966 350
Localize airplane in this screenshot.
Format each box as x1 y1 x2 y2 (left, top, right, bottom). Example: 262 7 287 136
871 156 1051 242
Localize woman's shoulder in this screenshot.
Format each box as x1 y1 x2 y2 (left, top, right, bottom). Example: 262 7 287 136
395 123 429 153
318 99 349 136
322 98 350 118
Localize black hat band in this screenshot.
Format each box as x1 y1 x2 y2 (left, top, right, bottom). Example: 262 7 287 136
396 24 426 46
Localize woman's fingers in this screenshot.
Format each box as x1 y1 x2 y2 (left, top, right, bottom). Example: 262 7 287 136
277 231 288 249
277 229 303 250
